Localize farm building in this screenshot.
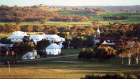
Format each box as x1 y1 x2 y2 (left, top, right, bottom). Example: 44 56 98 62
46 43 61 55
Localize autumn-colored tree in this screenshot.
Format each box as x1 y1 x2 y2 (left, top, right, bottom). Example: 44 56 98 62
115 41 128 64
132 42 140 64
33 25 44 32
95 46 116 61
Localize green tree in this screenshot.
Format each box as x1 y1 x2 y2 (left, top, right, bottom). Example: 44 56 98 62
36 39 50 57
95 46 116 61
71 37 82 49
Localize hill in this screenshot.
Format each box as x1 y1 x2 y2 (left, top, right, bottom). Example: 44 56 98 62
0 5 88 22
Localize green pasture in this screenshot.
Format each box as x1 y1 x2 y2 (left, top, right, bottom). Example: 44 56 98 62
0 11 140 27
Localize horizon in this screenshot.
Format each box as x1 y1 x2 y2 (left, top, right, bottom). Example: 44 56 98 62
0 0 140 6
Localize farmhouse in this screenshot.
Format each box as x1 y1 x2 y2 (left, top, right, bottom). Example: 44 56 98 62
7 31 28 42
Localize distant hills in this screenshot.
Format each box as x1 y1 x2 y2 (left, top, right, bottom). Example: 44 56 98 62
77 6 140 12
51 5 140 12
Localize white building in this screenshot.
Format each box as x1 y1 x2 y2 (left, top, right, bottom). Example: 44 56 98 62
22 50 39 59
7 31 28 42
46 43 61 55
7 31 65 43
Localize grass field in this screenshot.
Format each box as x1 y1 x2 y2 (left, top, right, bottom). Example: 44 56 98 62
0 54 140 79
0 33 11 39
0 11 140 27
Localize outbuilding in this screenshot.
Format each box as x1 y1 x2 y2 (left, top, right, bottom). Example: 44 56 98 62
46 43 61 55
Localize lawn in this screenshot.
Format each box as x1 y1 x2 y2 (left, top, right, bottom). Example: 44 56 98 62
0 55 140 79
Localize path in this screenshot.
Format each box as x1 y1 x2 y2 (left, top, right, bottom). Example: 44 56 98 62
0 54 78 64
22 54 78 62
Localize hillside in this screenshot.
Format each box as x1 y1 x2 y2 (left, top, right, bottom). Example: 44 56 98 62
0 6 88 22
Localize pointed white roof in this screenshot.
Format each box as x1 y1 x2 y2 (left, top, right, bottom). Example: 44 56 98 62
47 43 60 49
97 28 100 33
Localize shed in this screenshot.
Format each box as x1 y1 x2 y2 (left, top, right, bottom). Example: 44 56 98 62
46 43 61 55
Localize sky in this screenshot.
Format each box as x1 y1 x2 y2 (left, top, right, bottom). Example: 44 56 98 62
0 0 140 6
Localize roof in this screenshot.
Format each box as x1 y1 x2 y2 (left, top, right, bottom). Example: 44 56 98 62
44 34 60 38
102 42 116 45
29 35 45 40
47 43 60 49
97 28 100 33
12 31 27 36
7 36 25 39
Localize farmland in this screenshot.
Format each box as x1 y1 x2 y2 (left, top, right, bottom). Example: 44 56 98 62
0 55 140 79
1 10 140 27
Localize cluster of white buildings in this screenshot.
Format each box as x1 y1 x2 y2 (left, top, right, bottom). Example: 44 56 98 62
4 31 65 59
7 31 65 43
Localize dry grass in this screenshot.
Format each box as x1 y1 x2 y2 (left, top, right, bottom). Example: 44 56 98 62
0 56 140 79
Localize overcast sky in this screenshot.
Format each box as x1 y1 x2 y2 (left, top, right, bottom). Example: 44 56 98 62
0 0 140 6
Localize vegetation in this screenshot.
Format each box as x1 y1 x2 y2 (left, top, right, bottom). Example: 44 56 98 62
0 56 140 78
0 5 88 23
82 73 138 79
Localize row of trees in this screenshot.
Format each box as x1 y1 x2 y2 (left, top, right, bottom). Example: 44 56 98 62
78 40 140 66
78 47 116 61
102 23 140 38
103 16 128 20
0 6 88 22
0 24 96 38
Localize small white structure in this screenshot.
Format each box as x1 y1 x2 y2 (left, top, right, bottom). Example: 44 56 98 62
22 50 39 59
7 31 28 42
102 41 116 46
46 43 61 55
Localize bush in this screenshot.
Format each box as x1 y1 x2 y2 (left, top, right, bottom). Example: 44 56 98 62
78 48 94 60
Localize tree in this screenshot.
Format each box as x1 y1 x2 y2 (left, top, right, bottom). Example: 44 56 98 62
95 46 116 61
116 41 128 64
133 42 140 64
71 37 82 49
92 20 101 27
13 42 35 57
36 39 50 57
33 25 44 32
0 37 12 44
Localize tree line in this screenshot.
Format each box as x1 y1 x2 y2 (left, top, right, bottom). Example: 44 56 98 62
103 16 128 20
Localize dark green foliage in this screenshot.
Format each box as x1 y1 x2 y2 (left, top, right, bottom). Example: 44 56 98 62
81 74 137 79
63 39 69 49
13 42 35 56
103 16 128 20
78 48 94 59
0 50 20 64
71 37 82 49
0 37 12 44
36 39 50 57
94 46 116 61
